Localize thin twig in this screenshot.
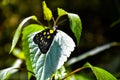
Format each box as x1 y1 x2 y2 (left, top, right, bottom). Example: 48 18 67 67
62 67 85 80
66 42 120 66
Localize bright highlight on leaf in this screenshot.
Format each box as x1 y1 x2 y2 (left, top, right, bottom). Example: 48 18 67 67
42 1 52 21
12 48 25 60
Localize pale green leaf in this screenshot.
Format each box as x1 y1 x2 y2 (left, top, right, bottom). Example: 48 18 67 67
22 24 44 79
67 13 82 45
9 16 38 53
28 30 75 80
84 62 117 80
0 59 22 80
57 8 67 16
42 1 52 21
54 66 67 80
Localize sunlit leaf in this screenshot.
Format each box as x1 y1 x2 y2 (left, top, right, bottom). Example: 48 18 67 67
84 62 117 80
28 30 75 80
12 48 25 60
9 16 38 53
0 59 22 80
42 1 52 21
57 8 67 16
22 24 44 79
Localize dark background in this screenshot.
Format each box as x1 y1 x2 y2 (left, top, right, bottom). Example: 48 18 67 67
0 0 120 79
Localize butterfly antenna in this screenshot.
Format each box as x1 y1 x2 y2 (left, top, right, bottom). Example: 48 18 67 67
57 19 67 26
52 17 67 30
52 17 57 30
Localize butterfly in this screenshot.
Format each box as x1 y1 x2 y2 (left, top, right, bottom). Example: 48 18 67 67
33 28 57 53
33 17 75 54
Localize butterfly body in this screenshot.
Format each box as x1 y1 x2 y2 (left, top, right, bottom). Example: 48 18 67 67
33 28 57 53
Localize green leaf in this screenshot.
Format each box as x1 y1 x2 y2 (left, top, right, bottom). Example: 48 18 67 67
65 74 94 80
67 13 82 45
84 62 117 80
0 59 22 80
42 1 52 21
22 24 44 79
12 48 25 60
57 8 82 45
28 30 75 80
9 16 38 53
57 8 67 16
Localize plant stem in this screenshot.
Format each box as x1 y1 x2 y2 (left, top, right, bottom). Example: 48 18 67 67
62 67 85 80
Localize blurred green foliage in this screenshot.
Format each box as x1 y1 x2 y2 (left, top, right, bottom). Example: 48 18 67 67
0 0 120 79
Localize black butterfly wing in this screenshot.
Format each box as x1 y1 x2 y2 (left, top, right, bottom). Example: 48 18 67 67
33 29 57 53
